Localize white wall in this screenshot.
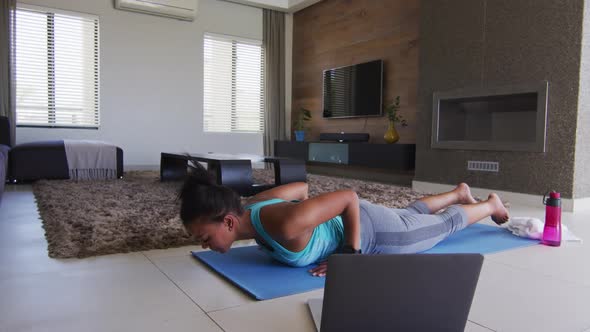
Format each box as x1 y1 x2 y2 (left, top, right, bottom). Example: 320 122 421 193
15 0 263 168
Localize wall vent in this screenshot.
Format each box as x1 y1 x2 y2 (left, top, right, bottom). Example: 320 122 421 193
467 161 499 172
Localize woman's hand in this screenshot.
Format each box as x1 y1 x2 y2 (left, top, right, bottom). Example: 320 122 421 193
309 260 328 277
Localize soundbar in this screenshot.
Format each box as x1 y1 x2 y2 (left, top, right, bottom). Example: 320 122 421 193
319 132 370 143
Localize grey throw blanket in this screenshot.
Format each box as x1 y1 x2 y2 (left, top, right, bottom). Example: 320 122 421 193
64 140 117 180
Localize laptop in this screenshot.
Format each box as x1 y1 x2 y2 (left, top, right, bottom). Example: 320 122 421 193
307 254 484 332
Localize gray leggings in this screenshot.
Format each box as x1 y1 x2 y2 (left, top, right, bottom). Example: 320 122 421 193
358 200 469 254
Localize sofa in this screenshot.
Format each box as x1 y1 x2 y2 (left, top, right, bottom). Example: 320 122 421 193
0 142 8 206
0 116 11 205
0 116 124 183
0 146 6 196
9 141 124 181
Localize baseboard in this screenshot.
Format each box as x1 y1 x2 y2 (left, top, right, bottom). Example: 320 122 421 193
125 164 159 171
252 162 266 169
412 180 587 213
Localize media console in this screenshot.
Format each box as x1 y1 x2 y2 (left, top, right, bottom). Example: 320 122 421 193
274 140 415 170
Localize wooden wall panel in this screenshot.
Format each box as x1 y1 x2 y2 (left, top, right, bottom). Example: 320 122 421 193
292 0 420 144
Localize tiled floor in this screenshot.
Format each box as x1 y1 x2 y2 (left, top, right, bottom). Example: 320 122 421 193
1 185 589 332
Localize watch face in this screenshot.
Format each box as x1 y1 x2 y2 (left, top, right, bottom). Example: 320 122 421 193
339 245 361 254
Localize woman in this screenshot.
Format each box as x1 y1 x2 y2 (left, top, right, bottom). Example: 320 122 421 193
179 164 509 277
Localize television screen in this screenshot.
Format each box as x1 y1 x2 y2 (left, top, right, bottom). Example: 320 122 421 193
322 59 383 118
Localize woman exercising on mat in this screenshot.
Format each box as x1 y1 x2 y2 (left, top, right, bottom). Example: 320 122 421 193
178 163 509 277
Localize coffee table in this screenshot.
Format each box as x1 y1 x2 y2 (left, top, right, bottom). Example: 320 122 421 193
160 152 307 196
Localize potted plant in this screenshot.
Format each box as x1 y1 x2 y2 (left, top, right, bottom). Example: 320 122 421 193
293 107 312 142
384 96 408 144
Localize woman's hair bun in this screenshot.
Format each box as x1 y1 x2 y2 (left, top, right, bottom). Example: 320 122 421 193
178 158 214 203
177 156 244 225
186 158 214 186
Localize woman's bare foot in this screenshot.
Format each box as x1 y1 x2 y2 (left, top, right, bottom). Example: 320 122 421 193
455 183 478 205
488 193 510 225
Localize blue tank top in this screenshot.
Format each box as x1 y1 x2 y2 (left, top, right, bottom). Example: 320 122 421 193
244 198 344 267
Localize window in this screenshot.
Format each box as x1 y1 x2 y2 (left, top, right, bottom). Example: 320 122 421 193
15 5 99 128
203 33 264 133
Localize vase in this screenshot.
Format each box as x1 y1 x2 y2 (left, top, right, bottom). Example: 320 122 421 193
384 121 400 144
294 130 305 142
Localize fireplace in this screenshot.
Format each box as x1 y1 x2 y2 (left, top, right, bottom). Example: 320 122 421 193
431 82 548 152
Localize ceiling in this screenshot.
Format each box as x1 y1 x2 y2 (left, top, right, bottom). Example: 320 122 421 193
223 0 321 13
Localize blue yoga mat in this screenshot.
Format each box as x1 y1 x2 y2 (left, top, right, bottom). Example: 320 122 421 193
192 224 539 300
194 246 325 300
423 223 540 254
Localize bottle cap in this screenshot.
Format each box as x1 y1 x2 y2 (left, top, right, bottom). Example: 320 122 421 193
550 192 561 199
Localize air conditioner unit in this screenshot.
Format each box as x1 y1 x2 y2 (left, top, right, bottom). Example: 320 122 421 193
114 0 197 21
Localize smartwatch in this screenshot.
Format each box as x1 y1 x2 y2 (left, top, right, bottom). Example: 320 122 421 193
338 244 362 254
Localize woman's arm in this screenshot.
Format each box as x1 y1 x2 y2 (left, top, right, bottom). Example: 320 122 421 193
247 182 309 203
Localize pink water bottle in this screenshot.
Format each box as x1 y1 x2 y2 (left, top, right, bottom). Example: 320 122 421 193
542 191 562 247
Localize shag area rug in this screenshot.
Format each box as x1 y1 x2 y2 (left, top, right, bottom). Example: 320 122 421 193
33 170 429 258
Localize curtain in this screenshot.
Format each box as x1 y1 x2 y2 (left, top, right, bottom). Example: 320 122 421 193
0 0 16 146
263 9 286 158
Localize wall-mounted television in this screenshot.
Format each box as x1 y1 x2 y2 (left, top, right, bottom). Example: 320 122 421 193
322 59 383 119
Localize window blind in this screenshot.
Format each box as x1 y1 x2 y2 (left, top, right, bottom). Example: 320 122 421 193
203 33 264 133
15 5 99 128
